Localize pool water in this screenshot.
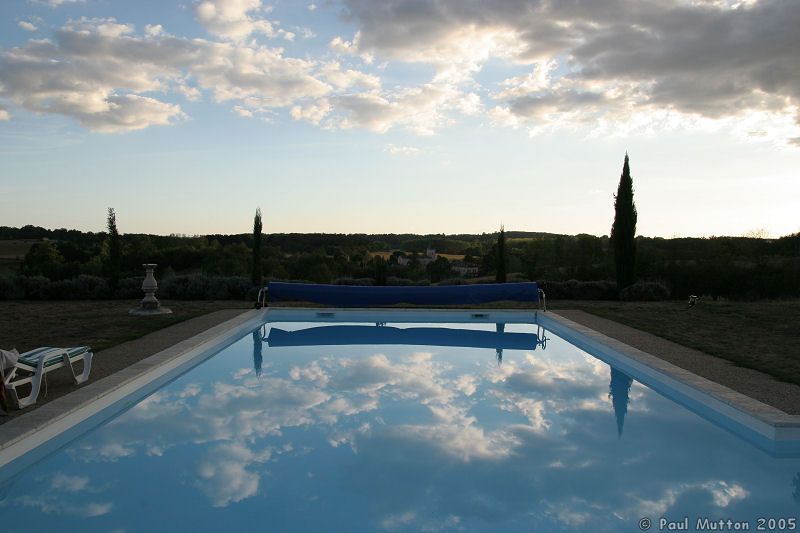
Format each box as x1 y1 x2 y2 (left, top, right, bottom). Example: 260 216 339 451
1 320 798 532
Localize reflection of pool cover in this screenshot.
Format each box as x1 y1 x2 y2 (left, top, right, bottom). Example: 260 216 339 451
266 325 541 350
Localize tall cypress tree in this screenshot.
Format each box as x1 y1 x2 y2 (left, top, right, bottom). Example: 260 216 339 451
496 225 507 283
106 207 121 290
610 154 638 289
252 207 263 286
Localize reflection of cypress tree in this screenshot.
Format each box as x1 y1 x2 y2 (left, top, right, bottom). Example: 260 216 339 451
495 323 505 365
252 330 263 377
793 472 800 505
609 366 633 437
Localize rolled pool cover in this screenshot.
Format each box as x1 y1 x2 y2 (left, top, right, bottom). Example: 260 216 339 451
267 281 539 307
266 325 541 350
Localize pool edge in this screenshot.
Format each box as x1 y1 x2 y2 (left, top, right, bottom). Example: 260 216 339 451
540 311 800 441
0 308 267 469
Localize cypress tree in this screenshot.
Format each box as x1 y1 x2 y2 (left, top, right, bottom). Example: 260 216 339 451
496 225 507 283
106 207 121 290
252 207 263 286
610 154 638 289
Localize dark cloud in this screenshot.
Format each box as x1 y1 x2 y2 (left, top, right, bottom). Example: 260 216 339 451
340 0 800 139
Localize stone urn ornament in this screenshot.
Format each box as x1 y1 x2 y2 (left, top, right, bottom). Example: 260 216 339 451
129 264 172 315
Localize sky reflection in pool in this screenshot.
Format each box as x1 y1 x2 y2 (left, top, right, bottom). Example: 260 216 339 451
1 321 798 532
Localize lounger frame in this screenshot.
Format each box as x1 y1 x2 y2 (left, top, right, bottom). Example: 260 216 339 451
2 348 93 409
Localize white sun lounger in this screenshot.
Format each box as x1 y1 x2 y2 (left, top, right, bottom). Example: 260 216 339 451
2 346 93 409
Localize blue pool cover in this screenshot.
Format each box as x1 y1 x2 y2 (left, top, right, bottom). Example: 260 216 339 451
267 281 540 306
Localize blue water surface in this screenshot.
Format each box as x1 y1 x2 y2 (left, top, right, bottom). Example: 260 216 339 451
1 321 798 532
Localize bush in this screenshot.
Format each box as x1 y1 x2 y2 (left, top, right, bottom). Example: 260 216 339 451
21 276 51 299
160 274 210 300
619 281 671 301
0 274 22 299
159 275 255 300
208 276 252 299
334 278 374 286
114 277 145 299
46 275 110 299
541 279 618 300
385 277 429 286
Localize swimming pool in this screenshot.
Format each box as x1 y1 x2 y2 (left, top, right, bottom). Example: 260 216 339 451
1 309 798 532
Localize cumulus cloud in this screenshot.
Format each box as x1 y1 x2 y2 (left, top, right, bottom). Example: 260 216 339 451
195 0 275 41
197 443 268 507
18 20 38 32
0 18 349 132
339 0 800 142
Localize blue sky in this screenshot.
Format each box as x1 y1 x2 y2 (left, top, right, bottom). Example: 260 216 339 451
1 0 799 237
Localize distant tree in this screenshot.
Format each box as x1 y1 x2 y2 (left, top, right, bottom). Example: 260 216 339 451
610 154 637 289
496 226 507 283
22 241 64 278
427 256 451 283
105 208 122 289
373 256 387 285
252 207 263 286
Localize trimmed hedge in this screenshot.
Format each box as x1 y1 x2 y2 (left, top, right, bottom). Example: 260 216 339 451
0 274 258 300
541 279 619 300
619 281 671 301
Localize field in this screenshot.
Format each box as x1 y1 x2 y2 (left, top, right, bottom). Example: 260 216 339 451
0 239 36 269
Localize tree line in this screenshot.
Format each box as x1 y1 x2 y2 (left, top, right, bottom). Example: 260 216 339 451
1 155 798 301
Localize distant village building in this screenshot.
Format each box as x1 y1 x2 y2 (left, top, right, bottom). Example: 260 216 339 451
397 248 437 267
451 261 479 277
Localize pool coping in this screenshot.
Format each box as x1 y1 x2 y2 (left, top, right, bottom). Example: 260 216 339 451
2 306 799 471
0 308 266 470
540 312 800 441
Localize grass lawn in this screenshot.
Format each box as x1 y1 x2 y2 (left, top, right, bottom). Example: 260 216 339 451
548 299 800 387
0 300 252 355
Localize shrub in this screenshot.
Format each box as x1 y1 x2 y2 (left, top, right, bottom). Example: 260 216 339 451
114 277 145 299
333 278 374 286
160 274 210 300
21 276 51 299
0 274 22 299
541 279 618 300
619 281 671 301
208 276 252 299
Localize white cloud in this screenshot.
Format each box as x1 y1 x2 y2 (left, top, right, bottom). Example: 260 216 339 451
385 144 420 156
0 107 9 121
144 24 163 37
195 0 284 41
83 502 113 517
30 0 85 6
18 20 38 32
0 18 345 132
50 473 89 492
197 443 268 507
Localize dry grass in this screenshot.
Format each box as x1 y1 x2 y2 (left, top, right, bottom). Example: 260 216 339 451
0 300 252 354
549 299 800 386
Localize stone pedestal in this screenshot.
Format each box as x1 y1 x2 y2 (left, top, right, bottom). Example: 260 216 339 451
129 263 172 316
